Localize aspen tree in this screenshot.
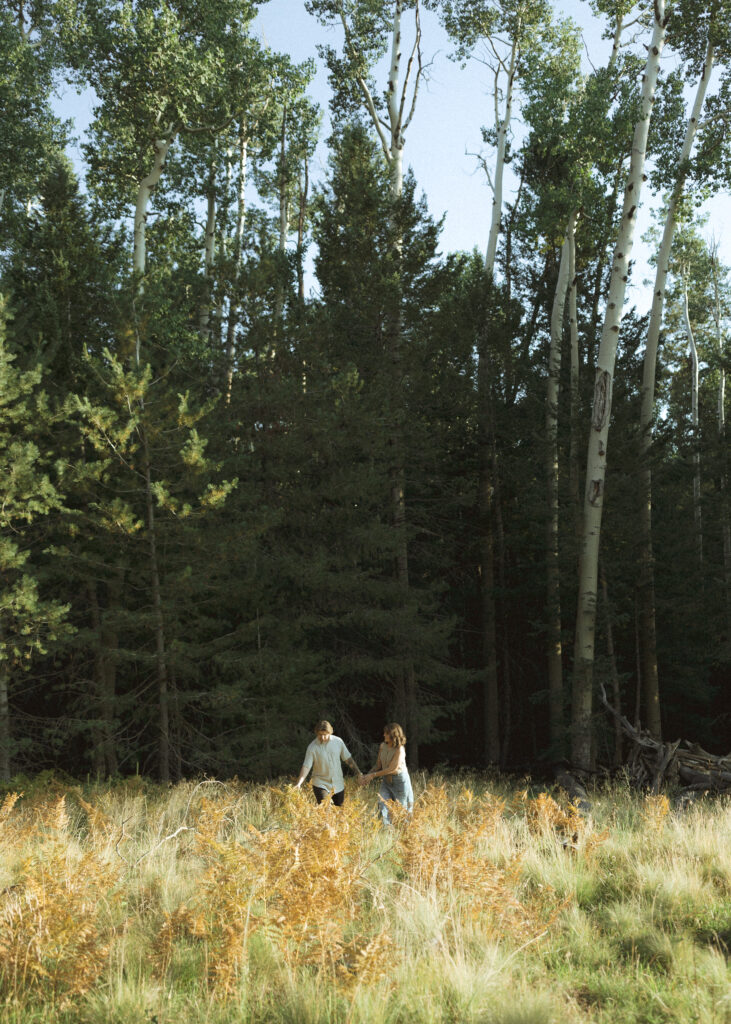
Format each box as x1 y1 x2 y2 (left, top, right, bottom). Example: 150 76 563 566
709 241 731 640
433 0 564 762
522 1 639 755
638 0 731 738
306 0 426 756
573 0 668 771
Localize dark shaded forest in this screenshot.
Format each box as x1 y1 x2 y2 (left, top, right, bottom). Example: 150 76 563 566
1 0 730 784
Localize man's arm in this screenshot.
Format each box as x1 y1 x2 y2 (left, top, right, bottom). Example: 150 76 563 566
344 754 362 777
294 747 313 789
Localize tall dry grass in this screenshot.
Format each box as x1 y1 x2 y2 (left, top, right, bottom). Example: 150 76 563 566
0 775 728 1023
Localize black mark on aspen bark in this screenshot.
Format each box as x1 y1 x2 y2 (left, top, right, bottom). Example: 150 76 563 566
628 205 636 219
589 479 603 505
592 370 611 431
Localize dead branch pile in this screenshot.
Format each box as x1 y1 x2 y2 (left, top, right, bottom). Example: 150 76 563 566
599 682 731 798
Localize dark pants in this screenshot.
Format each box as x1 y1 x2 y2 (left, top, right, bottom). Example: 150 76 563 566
312 786 345 806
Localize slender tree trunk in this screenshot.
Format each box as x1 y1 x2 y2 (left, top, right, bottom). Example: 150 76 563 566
132 136 174 783
493 432 511 767
712 248 731 638
474 18 518 764
225 129 248 403
573 3 667 771
586 158 625 374
546 212 577 755
599 563 623 766
568 220 581 535
170 667 182 781
102 561 123 777
87 579 107 776
297 155 310 303
684 279 703 565
133 136 175 298
637 39 713 738
198 172 216 340
0 629 10 782
141 430 170 784
485 38 518 277
344 0 422 759
274 105 289 326
634 590 642 730
478 337 500 764
386 0 405 200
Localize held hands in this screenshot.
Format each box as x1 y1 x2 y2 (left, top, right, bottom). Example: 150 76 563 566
359 772 374 787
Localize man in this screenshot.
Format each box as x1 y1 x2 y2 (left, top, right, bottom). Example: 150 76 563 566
294 720 362 805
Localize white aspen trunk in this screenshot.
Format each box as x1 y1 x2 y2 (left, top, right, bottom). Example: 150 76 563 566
485 38 517 278
684 280 703 565
279 115 289 250
342 0 422 759
546 210 577 754
572 3 667 771
637 38 713 739
133 136 175 281
568 217 581 533
198 186 216 339
473 13 517 763
132 136 174 783
387 0 405 200
274 107 290 325
712 252 731 637
225 132 248 402
297 154 310 303
214 153 232 342
385 0 417 759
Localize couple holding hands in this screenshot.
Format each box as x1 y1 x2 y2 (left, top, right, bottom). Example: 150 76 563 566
294 719 414 824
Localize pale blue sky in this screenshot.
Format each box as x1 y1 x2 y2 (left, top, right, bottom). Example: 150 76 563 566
251 0 730 308
55 0 729 308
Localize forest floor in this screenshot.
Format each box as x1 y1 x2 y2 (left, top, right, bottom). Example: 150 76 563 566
0 773 728 1024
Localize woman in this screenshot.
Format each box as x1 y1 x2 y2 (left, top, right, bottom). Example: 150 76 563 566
361 723 414 824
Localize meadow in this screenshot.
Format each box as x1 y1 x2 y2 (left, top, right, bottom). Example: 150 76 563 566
0 773 728 1024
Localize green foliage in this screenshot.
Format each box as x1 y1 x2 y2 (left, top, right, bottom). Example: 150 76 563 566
0 0 730 777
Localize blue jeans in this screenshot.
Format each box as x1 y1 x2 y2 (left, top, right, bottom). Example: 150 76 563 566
378 771 414 824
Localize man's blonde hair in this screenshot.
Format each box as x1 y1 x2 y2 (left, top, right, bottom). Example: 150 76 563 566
314 720 333 735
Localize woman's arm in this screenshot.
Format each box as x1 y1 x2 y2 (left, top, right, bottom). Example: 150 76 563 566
364 745 403 780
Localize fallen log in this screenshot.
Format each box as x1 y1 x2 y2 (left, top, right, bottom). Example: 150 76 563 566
598 681 731 799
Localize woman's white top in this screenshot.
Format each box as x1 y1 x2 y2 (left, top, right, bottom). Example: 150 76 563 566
377 742 406 776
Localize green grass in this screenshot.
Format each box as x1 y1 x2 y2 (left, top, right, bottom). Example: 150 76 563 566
0 776 728 1024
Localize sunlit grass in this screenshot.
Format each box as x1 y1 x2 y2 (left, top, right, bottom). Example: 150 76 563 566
0 776 728 1023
